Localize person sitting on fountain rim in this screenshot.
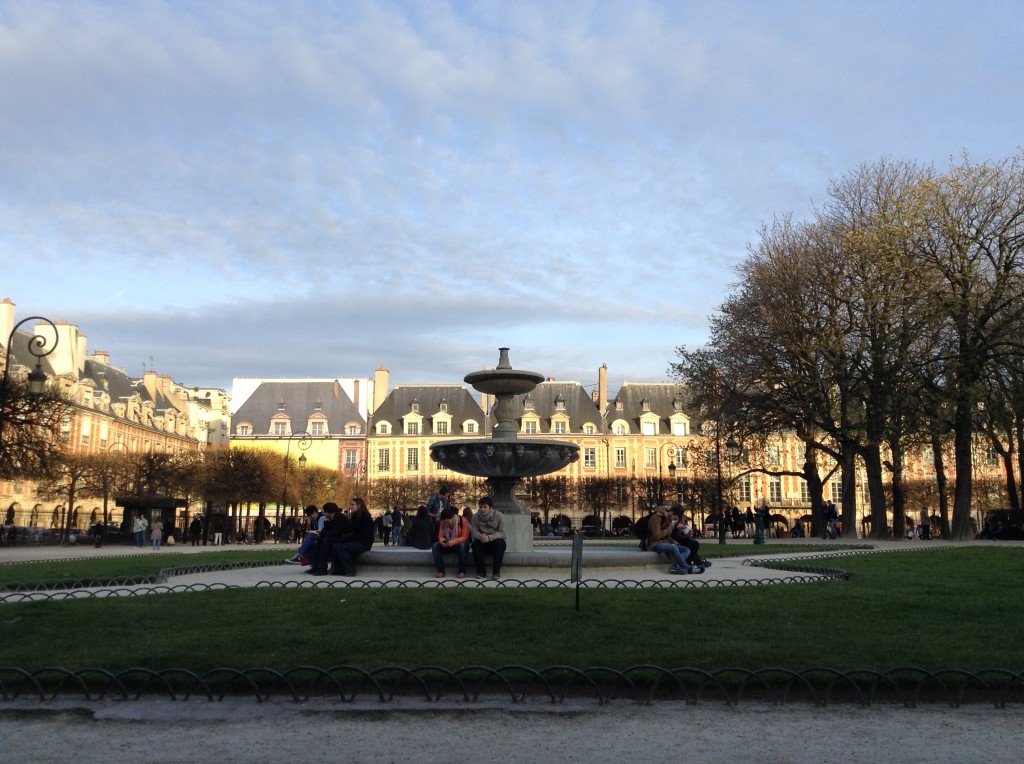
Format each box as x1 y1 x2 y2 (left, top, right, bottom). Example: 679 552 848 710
670 504 711 570
306 502 350 576
647 505 703 574
432 506 471 579
470 496 507 579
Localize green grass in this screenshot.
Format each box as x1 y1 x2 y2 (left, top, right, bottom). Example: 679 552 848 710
1 546 1021 673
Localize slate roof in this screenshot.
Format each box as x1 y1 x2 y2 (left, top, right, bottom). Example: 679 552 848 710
233 380 364 435
371 384 484 437
606 382 692 435
506 380 602 433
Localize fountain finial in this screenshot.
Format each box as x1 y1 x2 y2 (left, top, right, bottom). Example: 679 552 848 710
497 347 512 370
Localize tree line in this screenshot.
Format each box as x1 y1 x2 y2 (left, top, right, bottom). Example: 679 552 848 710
672 153 1024 540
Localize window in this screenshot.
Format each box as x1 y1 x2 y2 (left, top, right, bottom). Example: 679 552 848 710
583 424 595 435
554 421 567 434
672 420 688 437
613 422 626 435
800 479 810 503
465 422 477 434
642 421 656 436
406 421 420 436
584 448 596 468
524 421 538 434
346 424 360 435
440 400 448 413
376 422 391 435
313 399 323 411
407 449 420 471
237 424 251 436
766 445 781 465
524 397 535 411
273 422 288 436
615 447 626 469
344 451 357 471
739 476 752 503
986 447 1000 467
769 476 782 503
377 449 391 471
830 481 842 503
436 421 449 435
310 421 324 436
644 447 656 469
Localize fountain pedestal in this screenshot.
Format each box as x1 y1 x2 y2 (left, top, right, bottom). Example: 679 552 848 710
429 348 580 552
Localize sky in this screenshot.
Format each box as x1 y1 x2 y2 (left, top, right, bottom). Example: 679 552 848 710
2 1 1022 398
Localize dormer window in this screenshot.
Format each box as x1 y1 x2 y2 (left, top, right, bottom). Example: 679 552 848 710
277 399 287 411
673 398 683 413
524 396 535 411
615 398 623 412
641 398 651 413
314 398 323 411
439 398 448 413
411 399 420 414
555 394 566 412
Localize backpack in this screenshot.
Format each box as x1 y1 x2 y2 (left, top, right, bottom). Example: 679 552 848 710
634 513 652 551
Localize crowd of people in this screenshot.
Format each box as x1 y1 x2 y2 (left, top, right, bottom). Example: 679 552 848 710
280 485 508 579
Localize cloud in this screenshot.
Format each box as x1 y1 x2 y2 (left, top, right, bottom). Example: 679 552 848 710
2 0 1023 398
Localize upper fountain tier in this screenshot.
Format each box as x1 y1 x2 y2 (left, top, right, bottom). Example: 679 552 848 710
463 347 544 396
464 347 545 440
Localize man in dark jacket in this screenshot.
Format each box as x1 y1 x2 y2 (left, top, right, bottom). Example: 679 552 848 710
331 498 375 576
307 503 351 576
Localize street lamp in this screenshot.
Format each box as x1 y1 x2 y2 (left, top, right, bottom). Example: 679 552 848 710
0 316 58 448
716 435 741 545
278 432 311 540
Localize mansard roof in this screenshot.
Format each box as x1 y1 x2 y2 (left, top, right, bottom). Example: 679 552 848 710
607 382 691 435
372 384 484 436
506 380 601 432
233 380 364 434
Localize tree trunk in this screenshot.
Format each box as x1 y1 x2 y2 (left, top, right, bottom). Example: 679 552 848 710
841 446 860 538
951 397 975 539
890 441 906 539
931 433 951 538
862 443 888 539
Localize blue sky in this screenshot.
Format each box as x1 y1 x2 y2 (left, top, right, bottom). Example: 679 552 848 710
2 1 1022 396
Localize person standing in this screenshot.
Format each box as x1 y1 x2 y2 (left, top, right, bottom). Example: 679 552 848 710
826 500 838 539
381 509 393 546
470 496 507 579
919 506 932 540
133 512 148 548
151 518 164 550
189 516 203 546
390 507 403 546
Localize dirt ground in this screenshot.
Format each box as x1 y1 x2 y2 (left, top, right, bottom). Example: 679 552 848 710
2 700 1022 763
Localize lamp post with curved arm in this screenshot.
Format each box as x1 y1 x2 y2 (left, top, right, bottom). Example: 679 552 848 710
277 432 312 540
0 316 58 451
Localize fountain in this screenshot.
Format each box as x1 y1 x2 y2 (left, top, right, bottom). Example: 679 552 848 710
429 348 580 552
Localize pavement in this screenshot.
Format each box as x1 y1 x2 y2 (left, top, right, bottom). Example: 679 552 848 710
3 537 1022 763
0 535 866 598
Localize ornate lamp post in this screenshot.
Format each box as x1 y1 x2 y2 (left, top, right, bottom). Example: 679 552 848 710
0 316 58 448
716 435 741 544
278 432 311 539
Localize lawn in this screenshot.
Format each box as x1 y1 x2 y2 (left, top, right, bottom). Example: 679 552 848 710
1 546 1021 674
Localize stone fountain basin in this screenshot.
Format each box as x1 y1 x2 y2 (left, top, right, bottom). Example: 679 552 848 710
463 368 545 395
430 439 580 478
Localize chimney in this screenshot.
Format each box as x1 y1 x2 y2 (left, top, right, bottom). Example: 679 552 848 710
372 367 389 413
143 370 158 399
598 363 608 415
352 379 361 412
92 350 110 364
0 298 14 348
